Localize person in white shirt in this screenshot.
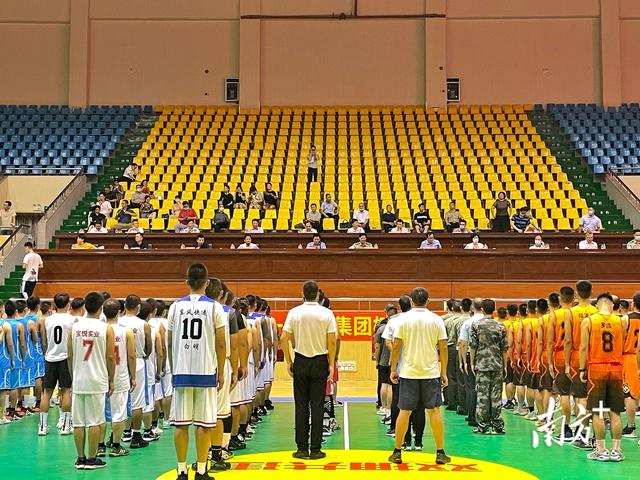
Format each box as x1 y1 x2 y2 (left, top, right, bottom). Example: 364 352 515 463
452 220 473 234
38 293 74 436
306 145 319 183
67 291 114 470
126 219 145 234
464 234 488 250
303 234 326 250
87 222 108 234
529 235 549 250
578 231 598 250
388 287 450 466
579 207 602 233
235 235 259 250
353 203 370 231
246 219 264 234
419 232 442 249
96 194 113 217
346 220 365 234
390 219 411 234
179 220 200 234
281 280 337 459
22 241 43 299
298 222 318 234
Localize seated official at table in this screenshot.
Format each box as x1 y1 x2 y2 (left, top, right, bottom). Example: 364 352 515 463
124 232 151 250
181 234 211 250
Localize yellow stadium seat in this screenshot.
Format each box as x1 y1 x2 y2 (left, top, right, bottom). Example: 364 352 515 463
229 218 243 231
151 218 165 231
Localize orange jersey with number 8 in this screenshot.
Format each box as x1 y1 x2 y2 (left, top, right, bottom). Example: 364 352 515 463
588 314 623 365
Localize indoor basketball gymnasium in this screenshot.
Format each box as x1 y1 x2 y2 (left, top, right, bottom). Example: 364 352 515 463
0 1 639 479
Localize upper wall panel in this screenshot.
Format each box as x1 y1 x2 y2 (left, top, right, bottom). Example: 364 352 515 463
0 0 70 22
447 0 599 19
89 0 239 20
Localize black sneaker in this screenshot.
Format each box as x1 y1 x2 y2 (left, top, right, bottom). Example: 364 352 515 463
436 451 451 465
414 443 423 451
573 439 594 450
130 434 150 449
109 445 129 457
309 450 326 460
75 457 86 470
388 449 402 464
194 472 214 480
292 450 310 459
385 428 395 437
622 425 637 438
491 428 506 435
258 406 268 416
229 437 246 451
210 460 230 472
142 430 159 442
84 458 107 470
96 444 106 457
456 407 467 415
467 420 478 427
401 442 411 451
472 427 489 435
265 404 275 411
503 400 515 410
121 430 132 442
176 472 188 480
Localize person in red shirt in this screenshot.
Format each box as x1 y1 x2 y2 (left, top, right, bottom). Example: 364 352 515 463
174 201 198 233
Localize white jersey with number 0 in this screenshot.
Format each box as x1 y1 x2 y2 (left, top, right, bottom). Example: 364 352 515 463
71 318 108 394
111 323 130 393
168 294 224 387
44 312 75 362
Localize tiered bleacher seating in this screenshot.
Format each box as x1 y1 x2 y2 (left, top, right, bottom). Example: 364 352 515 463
114 105 589 232
0 105 149 175
548 103 640 174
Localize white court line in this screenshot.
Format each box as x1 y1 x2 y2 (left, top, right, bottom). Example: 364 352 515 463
343 401 350 450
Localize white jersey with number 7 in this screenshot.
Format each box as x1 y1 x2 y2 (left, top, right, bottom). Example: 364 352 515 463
71 318 108 394
168 294 225 387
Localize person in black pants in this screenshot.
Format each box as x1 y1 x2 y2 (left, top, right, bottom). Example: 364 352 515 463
281 281 337 459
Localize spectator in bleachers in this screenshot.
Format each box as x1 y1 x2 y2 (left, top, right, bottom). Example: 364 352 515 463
87 221 108 234
349 233 376 249
179 220 200 234
389 219 411 233
124 232 151 250
299 222 318 234
102 185 119 204
170 197 183 218
248 184 264 210
353 203 370 232
452 220 472 234
347 220 365 234
139 195 158 220
175 201 198 233
381 204 397 233
307 145 319 183
130 184 146 209
444 202 463 233
72 233 97 250
412 203 431 233
305 204 322 231
302 234 326 250
419 232 442 249
234 186 248 210
529 235 549 250
118 162 138 186
511 206 532 233
235 234 259 249
0 201 16 233
87 205 106 229
321 194 339 230
96 194 113 217
246 219 264 234
213 202 230 232
579 207 602 233
181 234 211 250
219 185 235 210
491 192 512 232
264 183 279 210
626 230 640 249
113 200 137 231
112 183 125 203
126 219 144 234
139 179 155 198
578 231 598 250
464 234 488 250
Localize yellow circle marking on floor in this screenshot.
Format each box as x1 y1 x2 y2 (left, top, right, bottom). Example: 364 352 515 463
156 449 538 479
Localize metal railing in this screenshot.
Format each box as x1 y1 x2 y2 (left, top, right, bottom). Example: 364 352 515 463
0 224 31 285
1 166 83 175
606 169 640 213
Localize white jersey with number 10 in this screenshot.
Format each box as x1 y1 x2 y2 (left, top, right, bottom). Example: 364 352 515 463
168 294 225 387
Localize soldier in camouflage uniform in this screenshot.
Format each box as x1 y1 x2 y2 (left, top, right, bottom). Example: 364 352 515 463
470 299 508 434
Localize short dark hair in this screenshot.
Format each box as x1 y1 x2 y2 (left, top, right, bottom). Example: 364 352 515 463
103 299 120 320
102 291 112 301
118 299 125 313
497 307 508 319
576 280 592 300
446 298 456 311
15 300 27 314
197 234 205 240
620 299 630 310
54 293 70 309
24 241 33 249
4 300 16 316
4 201 12 206
244 234 252 242
137 301 154 320
187 263 208 290
481 299 496 315
71 297 85 311
77 233 86 241
548 292 560 309
359 233 367 239
125 294 141 311
399 294 412 312
518 303 527 317
40 301 51 315
84 291 105 315
246 294 257 308
559 286 575 304
596 292 613 304
26 296 40 311
411 287 428 307
155 299 166 316
303 280 319 301
506 303 518 317
206 277 223 300
527 300 537 315
461 298 472 313
536 298 549 315
633 292 640 310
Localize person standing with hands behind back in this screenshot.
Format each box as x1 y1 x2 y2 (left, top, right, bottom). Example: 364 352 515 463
388 287 450 466
491 192 511 232
281 280 336 460
307 145 320 184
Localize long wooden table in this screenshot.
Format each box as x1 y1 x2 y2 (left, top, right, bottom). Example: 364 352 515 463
53 232 635 251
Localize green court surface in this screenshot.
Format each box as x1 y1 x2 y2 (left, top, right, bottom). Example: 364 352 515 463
0 402 638 480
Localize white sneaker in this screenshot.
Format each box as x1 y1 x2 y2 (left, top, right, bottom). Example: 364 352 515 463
151 426 163 436
525 412 538 421
0 418 11 425
60 426 73 435
377 408 386 416
587 449 610 462
56 417 64 429
162 420 171 429
609 450 624 462
38 425 49 436
514 407 528 416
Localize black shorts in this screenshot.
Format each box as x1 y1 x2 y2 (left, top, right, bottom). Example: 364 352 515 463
529 371 540 390
378 366 391 385
570 369 588 399
587 366 624 413
505 361 514 384
521 368 533 388
512 363 523 386
398 377 442 411
43 360 72 389
538 364 553 391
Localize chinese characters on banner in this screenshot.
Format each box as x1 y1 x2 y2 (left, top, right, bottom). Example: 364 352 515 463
271 311 384 341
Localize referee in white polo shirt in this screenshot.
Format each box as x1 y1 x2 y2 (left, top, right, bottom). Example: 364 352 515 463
282 280 337 460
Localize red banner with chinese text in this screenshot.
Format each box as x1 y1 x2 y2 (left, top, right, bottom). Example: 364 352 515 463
271 310 384 341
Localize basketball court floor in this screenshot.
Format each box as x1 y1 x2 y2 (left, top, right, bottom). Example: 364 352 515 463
1 398 636 480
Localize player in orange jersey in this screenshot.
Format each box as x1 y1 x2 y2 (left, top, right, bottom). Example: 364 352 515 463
579 292 627 462
566 280 598 449
536 296 555 420
503 304 519 411
512 304 528 415
621 292 640 438
521 300 538 420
